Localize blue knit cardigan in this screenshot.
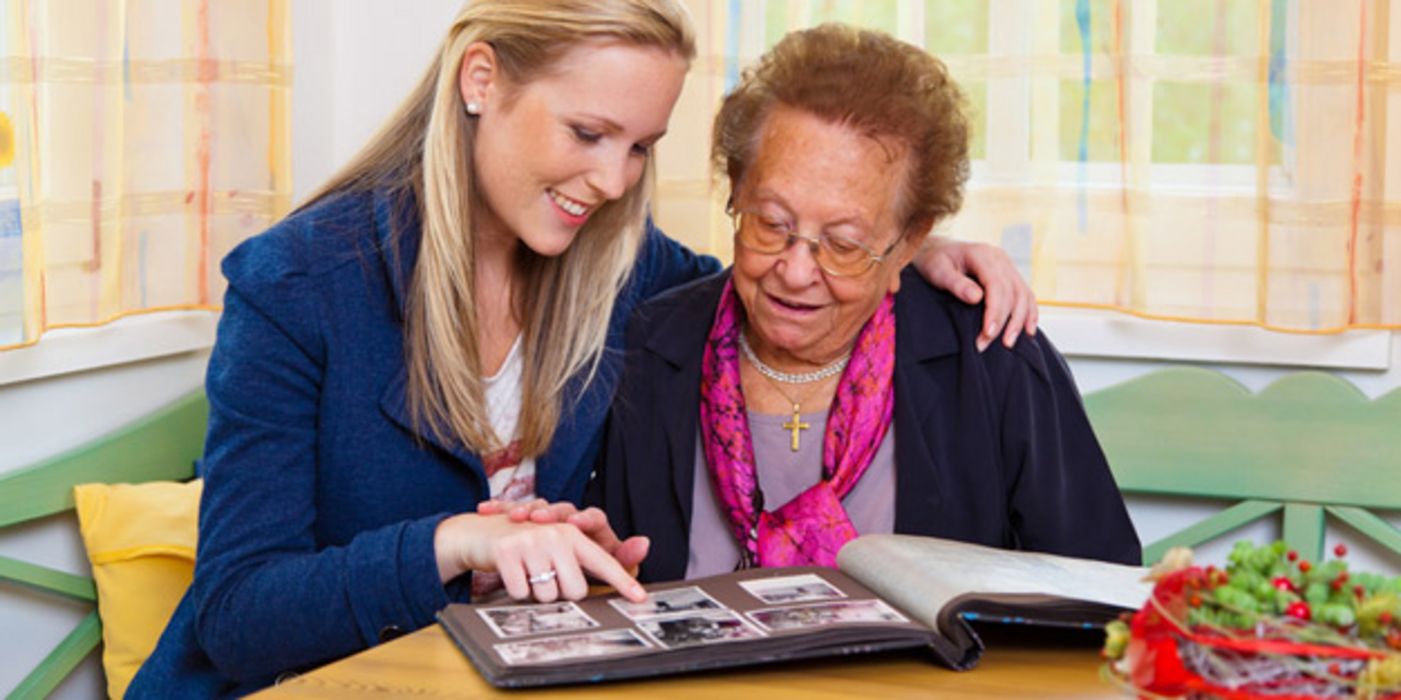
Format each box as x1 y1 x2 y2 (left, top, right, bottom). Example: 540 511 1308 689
128 189 718 697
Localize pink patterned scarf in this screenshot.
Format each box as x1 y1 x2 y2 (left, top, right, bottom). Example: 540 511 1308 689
699 278 896 569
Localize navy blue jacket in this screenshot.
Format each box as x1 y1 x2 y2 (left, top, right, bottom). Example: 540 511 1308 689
128 189 718 697
587 270 1141 582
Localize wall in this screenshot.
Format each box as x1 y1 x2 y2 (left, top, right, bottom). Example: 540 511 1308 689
292 0 462 204
1 1 1397 696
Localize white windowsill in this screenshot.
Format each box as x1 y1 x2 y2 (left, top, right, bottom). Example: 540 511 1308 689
1041 307 1392 370
0 304 1388 388
0 311 219 387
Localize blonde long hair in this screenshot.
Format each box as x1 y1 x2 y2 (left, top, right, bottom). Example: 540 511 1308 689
302 0 695 458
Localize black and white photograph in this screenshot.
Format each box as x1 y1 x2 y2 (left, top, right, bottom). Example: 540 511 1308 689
635 610 766 649
739 573 847 605
494 629 651 666
609 586 722 619
748 599 909 632
478 601 599 638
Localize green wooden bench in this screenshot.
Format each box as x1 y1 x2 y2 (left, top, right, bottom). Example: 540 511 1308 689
1084 367 1401 567
0 392 207 699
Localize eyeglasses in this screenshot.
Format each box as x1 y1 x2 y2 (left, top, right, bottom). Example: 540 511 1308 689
728 207 900 277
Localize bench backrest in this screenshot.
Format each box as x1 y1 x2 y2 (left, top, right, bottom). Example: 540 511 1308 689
1084 367 1401 566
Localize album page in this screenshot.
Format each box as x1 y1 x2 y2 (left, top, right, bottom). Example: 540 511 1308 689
836 534 1152 668
437 566 937 688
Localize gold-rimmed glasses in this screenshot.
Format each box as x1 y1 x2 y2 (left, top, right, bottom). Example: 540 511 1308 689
728 207 901 277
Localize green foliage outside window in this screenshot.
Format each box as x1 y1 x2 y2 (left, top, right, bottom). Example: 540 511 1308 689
755 0 1278 166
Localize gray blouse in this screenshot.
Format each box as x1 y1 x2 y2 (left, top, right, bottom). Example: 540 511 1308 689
685 410 897 578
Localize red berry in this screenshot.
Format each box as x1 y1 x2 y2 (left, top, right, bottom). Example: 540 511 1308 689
1299 560 1312 573
1285 602 1312 621
1272 576 1298 593
1288 550 1299 562
1334 544 1348 558
1381 611 1395 625
1332 579 1345 592
1355 584 1367 599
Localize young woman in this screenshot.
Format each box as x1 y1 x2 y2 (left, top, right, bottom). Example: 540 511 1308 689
129 1 1036 695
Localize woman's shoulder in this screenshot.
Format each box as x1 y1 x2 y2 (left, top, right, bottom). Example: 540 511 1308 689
635 267 728 315
222 189 385 291
629 268 728 330
895 269 1056 384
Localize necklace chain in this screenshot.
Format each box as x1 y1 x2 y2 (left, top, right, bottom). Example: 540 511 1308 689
737 331 850 385
737 328 840 452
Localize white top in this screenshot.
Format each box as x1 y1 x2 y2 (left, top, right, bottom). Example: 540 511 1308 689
480 334 536 502
472 335 537 599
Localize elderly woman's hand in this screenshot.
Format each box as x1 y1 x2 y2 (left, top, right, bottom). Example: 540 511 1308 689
914 237 1038 351
479 498 579 525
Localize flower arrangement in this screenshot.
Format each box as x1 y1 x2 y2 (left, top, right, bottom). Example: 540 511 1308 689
1102 541 1401 699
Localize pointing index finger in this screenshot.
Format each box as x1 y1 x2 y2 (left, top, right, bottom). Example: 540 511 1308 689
570 533 647 602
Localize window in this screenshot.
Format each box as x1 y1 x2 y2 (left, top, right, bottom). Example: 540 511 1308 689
660 0 1399 355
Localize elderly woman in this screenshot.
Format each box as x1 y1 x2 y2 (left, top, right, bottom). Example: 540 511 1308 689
579 23 1141 581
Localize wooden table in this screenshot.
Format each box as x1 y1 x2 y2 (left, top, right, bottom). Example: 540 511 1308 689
255 623 1126 699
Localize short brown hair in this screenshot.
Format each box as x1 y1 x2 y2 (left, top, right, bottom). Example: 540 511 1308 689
712 23 969 233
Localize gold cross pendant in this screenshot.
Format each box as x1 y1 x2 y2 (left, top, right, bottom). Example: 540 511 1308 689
782 403 809 452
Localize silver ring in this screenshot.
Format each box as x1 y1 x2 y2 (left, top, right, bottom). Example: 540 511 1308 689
527 569 558 586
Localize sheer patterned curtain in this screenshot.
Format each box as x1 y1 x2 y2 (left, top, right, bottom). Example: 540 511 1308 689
0 0 291 349
659 0 1401 333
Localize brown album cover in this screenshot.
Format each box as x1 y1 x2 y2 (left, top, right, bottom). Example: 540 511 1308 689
437 535 1151 688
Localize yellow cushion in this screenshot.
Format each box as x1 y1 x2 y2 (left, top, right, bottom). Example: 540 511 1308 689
73 480 202 700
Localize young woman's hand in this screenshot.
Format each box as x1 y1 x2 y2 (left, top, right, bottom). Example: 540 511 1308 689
914 237 1039 351
477 499 649 575
433 512 648 603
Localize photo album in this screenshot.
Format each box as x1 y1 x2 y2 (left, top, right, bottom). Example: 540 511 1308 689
436 534 1153 687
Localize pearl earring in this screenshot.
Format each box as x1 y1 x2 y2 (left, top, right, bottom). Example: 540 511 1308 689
466 101 482 115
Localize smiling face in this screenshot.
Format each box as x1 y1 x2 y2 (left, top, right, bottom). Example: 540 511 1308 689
731 105 921 371
463 40 688 257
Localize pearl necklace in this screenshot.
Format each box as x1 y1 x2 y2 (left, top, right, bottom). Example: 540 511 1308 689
737 330 850 384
